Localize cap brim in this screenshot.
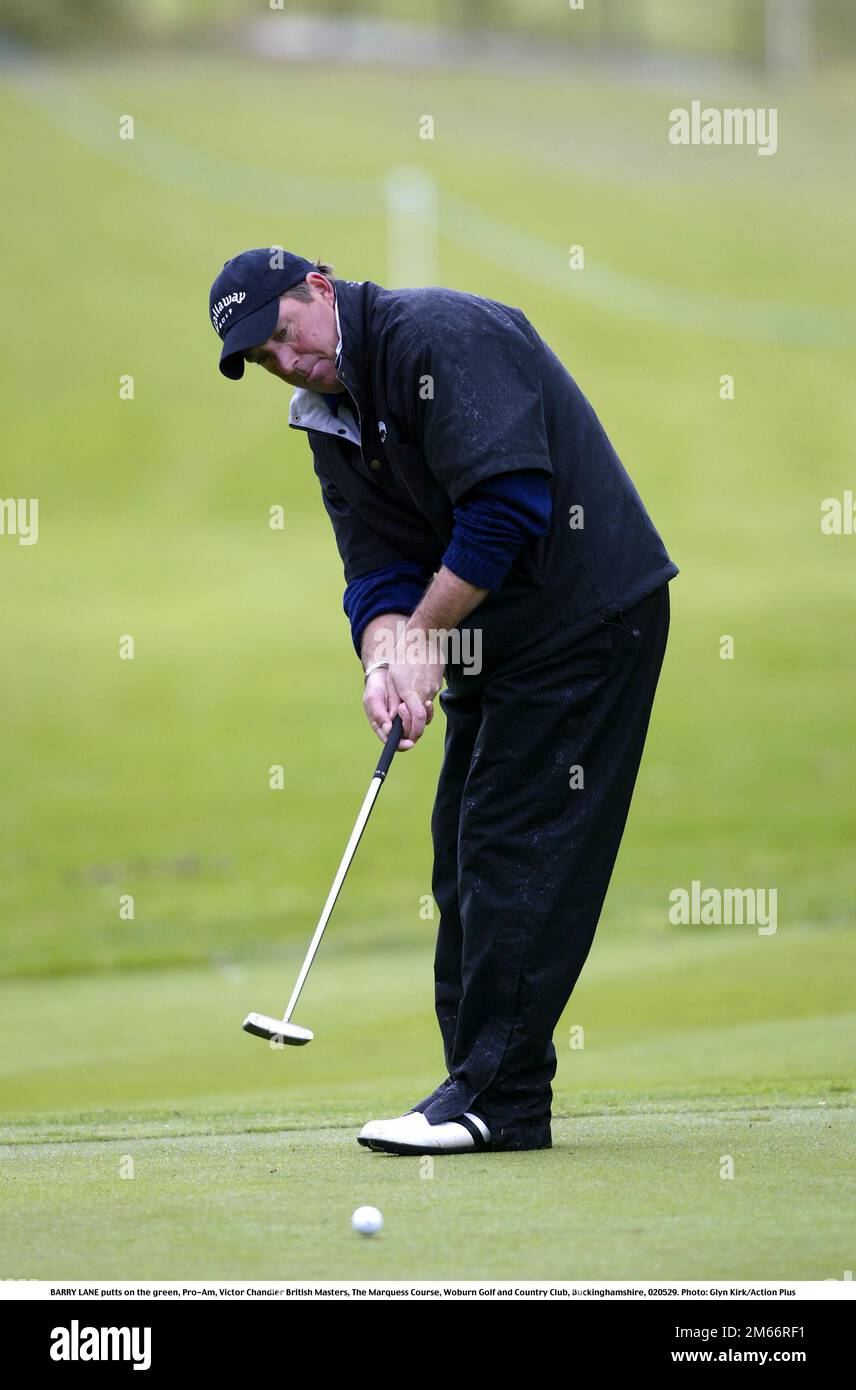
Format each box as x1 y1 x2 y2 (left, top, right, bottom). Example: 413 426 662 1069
218 297 281 380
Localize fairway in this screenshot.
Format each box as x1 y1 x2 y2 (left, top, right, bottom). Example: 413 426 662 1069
1 46 854 1282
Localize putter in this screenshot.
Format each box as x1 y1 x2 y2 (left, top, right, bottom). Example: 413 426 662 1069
243 713 405 1047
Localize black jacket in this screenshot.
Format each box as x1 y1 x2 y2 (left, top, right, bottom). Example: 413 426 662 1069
290 278 678 656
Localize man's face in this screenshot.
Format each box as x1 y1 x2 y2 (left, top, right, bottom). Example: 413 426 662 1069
244 274 344 392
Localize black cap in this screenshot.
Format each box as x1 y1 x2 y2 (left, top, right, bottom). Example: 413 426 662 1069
209 248 317 379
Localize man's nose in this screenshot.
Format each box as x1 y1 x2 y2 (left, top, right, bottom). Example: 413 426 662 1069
272 344 300 376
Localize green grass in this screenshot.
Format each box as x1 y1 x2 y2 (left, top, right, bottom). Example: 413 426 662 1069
1 928 853 1278
1 57 854 978
4 1107 853 1282
0 53 854 1278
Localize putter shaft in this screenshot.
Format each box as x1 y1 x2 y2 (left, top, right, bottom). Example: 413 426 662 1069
282 772 384 1023
244 715 405 1042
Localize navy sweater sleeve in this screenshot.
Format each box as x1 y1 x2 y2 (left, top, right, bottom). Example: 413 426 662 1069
343 559 431 657
441 469 552 590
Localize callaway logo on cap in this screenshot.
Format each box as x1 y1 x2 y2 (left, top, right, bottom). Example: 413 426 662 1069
209 248 317 380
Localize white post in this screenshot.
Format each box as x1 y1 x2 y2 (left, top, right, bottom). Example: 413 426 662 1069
385 168 438 287
766 0 815 79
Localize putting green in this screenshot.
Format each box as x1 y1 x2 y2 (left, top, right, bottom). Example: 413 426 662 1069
3 1105 853 1282
1 929 853 1279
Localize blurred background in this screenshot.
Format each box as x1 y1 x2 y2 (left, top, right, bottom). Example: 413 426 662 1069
0 0 853 1277
4 0 856 74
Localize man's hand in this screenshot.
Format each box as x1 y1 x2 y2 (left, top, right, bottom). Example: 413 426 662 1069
363 665 436 751
361 612 418 749
360 569 488 749
386 637 444 746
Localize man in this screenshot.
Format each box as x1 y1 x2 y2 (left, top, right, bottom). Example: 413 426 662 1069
208 248 678 1156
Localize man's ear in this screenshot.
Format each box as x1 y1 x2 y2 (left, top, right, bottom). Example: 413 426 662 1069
306 272 333 300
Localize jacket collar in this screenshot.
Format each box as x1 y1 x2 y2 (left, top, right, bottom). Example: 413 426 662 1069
288 385 361 446
332 278 376 410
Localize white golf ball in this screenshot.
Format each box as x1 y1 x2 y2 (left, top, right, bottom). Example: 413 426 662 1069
351 1205 383 1236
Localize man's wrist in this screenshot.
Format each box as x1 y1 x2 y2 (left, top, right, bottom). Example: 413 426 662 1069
360 612 410 670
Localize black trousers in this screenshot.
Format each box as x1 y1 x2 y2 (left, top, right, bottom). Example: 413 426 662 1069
411 582 671 1149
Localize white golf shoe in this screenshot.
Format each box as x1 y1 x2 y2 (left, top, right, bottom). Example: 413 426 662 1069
358 1109 491 1154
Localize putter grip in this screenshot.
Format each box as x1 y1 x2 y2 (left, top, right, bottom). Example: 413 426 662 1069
374 713 404 780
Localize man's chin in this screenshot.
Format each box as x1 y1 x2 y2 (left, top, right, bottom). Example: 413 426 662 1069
285 364 344 392
316 371 345 393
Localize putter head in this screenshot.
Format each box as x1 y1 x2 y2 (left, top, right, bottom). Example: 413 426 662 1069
242 1012 314 1046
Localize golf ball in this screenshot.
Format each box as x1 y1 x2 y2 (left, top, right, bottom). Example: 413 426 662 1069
351 1205 383 1236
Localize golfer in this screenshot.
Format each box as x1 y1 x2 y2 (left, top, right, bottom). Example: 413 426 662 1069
208 249 678 1155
